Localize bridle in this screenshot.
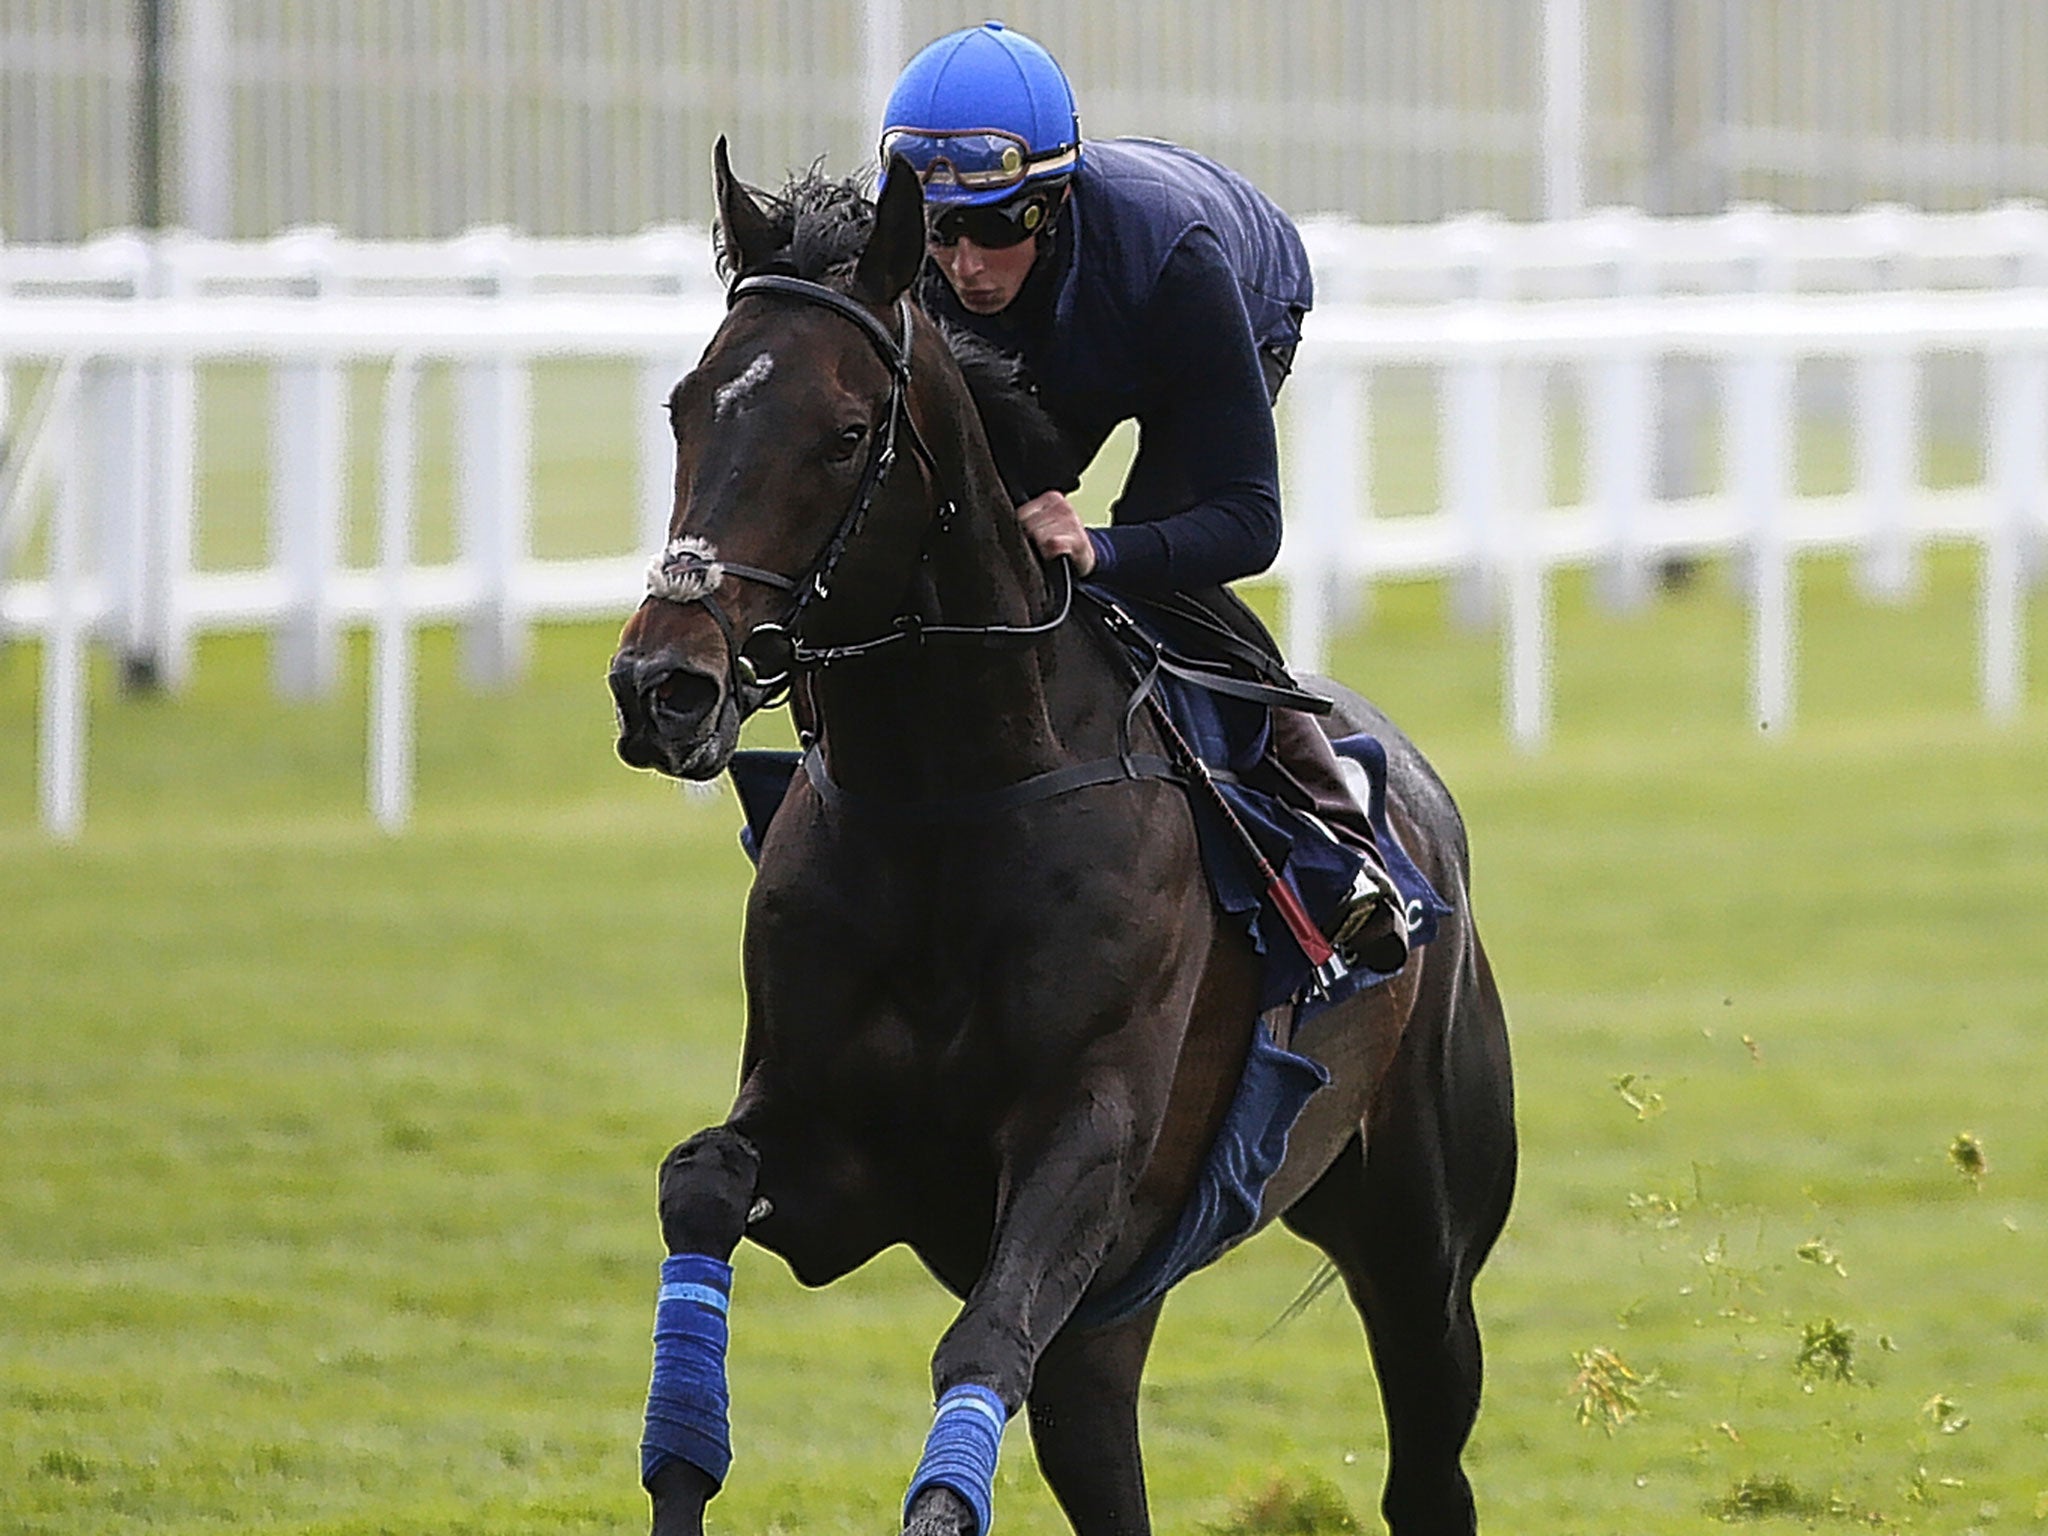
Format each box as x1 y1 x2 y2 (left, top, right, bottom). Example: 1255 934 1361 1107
647 271 1071 708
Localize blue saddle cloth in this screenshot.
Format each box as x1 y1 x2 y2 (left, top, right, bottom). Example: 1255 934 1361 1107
1155 663 1451 1016
721 624 1452 1330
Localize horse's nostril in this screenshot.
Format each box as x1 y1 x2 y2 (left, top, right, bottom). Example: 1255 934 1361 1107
648 668 720 726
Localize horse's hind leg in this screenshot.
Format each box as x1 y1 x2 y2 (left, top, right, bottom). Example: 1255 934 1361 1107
642 1126 761 1536
1023 1304 1165 1536
1281 941 1515 1536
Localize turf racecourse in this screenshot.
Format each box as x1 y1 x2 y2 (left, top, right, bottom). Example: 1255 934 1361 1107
3 552 2045 1535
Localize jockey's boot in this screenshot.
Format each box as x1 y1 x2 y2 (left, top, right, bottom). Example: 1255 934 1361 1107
1160 585 1412 974
1331 860 1411 975
1263 705 1412 975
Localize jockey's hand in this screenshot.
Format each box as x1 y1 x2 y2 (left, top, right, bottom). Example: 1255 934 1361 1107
1015 490 1097 576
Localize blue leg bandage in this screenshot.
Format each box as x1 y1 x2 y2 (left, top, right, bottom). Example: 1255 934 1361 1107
640 1253 734 1489
904 1383 1008 1535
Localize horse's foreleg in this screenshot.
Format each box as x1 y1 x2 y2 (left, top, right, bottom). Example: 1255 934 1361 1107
903 1081 1150 1536
902 1302 1164 1536
641 1126 761 1536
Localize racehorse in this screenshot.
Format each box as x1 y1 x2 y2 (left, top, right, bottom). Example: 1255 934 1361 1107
607 139 1517 1536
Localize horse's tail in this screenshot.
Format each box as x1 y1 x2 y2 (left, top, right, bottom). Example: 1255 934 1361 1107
1259 1258 1344 1339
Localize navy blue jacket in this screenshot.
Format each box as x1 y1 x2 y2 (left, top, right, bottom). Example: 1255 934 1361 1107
925 137 1313 594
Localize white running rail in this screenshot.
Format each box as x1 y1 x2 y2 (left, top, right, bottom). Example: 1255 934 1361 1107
4 205 2047 835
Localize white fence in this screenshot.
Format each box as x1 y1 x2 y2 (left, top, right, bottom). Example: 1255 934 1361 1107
4 204 2048 836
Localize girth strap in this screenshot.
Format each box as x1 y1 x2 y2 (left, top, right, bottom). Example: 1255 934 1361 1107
802 745 1181 825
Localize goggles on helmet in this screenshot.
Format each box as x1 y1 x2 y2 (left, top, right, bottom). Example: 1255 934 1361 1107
926 184 1065 250
879 126 1080 200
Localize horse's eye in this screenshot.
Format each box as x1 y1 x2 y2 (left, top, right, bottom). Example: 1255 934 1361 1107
830 424 868 460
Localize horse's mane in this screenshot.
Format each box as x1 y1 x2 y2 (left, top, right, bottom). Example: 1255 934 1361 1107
713 162 874 287
719 166 1083 502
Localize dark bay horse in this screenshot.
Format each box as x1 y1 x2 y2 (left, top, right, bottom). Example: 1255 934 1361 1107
607 140 1516 1536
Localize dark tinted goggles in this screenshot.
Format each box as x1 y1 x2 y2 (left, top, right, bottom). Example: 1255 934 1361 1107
927 188 1061 250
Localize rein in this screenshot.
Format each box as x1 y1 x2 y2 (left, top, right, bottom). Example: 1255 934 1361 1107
649 271 1069 703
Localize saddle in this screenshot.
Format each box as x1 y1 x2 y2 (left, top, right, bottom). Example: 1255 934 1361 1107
1079 585 1409 969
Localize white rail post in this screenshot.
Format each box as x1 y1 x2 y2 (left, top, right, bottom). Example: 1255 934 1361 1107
454 227 531 688
138 232 200 691
1283 354 1364 675
1502 357 1552 751
1541 0 1587 220
84 345 146 649
1722 206 1797 739
1983 345 2039 722
0 224 9 450
271 227 347 698
1443 215 1505 629
95 234 157 691
1852 203 1920 602
0 224 9 441
1982 202 2048 724
637 225 698 566
39 367 88 838
2001 200 2048 588
1590 207 1654 611
371 355 421 833
638 353 682 561
861 0 906 133
177 0 232 235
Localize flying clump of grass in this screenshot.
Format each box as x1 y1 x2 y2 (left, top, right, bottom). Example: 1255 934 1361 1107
1919 1393 1970 1435
1706 1472 1888 1525
1611 1073 1666 1121
1704 1472 1859 1522
1794 1237 1848 1278
1947 1131 1988 1188
1209 1473 1359 1535
1570 1345 1650 1433
1903 1464 1966 1506
1794 1317 1857 1384
1627 1189 1685 1229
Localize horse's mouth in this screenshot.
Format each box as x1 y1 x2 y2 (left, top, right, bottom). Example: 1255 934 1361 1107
610 661 742 781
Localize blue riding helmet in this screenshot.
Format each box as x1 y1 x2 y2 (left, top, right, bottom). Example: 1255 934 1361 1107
879 21 1082 207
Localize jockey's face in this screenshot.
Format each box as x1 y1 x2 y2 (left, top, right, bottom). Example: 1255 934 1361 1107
928 231 1040 315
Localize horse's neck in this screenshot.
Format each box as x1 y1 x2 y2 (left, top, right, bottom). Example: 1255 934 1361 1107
813 492 1077 800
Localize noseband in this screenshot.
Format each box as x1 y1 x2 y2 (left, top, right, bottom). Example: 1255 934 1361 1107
648 271 1071 705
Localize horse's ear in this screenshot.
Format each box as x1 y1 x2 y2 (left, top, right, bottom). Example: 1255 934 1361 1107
713 135 779 276
851 155 927 308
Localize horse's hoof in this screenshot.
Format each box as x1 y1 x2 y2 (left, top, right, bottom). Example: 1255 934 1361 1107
903 1484 976 1536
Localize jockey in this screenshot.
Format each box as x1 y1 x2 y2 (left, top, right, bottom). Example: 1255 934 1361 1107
880 21 1408 974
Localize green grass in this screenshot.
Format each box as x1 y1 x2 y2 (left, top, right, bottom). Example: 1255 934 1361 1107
5 493 2048 1528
